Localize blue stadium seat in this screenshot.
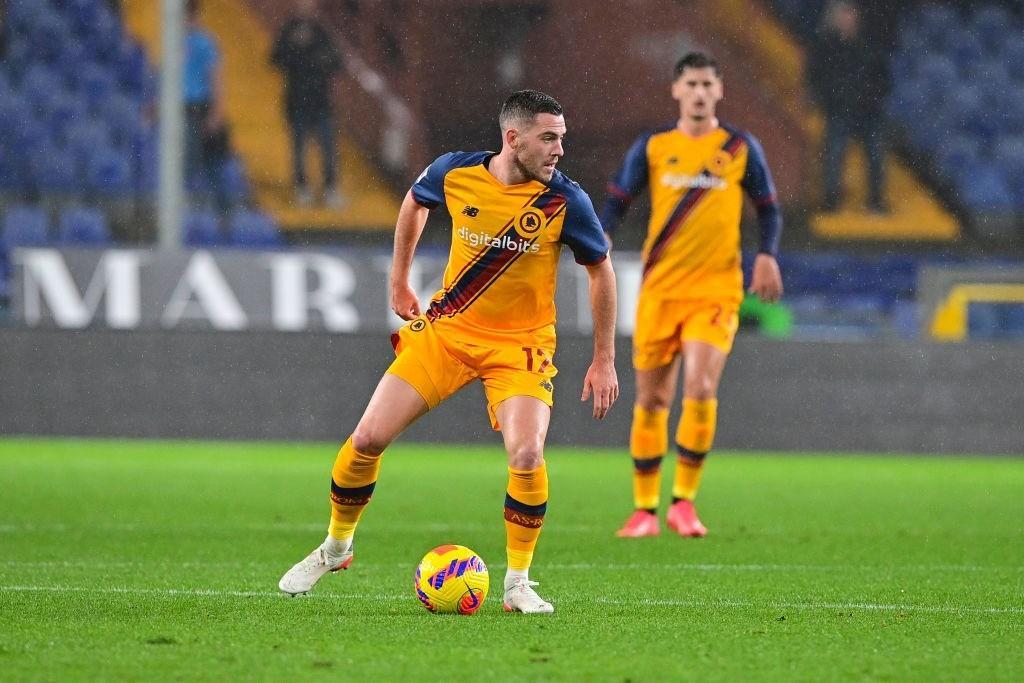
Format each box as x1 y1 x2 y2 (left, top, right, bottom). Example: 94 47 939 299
87 148 134 197
58 207 111 245
958 166 1013 212
57 39 91 89
102 94 144 147
78 63 117 113
184 210 226 247
219 157 250 207
21 64 66 112
972 5 1012 46
132 128 159 195
31 143 82 194
1002 39 1024 81
114 39 152 98
229 210 282 247
936 136 981 176
64 119 112 166
46 92 88 141
2 206 51 249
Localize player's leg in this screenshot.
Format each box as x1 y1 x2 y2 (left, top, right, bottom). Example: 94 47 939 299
667 340 729 538
327 374 429 549
617 296 682 537
617 358 680 538
279 375 428 595
281 318 470 595
496 395 555 614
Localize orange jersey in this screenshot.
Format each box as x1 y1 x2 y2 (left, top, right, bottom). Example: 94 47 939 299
601 123 781 303
411 151 608 348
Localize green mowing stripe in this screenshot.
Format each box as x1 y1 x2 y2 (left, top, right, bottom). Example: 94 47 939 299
1 438 1023 682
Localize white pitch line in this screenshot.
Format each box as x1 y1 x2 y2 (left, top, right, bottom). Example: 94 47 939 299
3 560 1021 573
591 597 1024 615
1 585 1021 615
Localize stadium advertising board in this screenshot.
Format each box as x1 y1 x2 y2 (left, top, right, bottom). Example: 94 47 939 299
11 247 644 334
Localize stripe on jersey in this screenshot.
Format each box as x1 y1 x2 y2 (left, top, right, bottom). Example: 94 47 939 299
642 134 746 279
426 189 566 320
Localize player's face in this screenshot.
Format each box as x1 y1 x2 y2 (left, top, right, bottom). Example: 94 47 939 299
511 113 566 183
672 67 723 122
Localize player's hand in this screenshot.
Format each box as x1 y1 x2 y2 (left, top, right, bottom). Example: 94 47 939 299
581 357 619 420
749 253 783 303
390 281 422 320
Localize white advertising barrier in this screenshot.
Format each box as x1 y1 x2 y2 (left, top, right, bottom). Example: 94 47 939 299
11 247 645 335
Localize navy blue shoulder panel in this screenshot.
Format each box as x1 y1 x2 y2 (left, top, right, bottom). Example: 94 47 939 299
410 151 494 209
549 170 609 265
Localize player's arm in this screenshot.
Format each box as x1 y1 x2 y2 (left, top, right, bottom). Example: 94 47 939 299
389 190 430 320
581 257 619 420
391 153 458 319
740 133 784 303
562 185 620 419
598 133 651 245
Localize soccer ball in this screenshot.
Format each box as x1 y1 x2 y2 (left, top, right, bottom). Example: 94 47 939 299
414 544 489 615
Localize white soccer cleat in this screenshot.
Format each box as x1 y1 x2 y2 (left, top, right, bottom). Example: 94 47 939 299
278 543 353 596
502 578 554 614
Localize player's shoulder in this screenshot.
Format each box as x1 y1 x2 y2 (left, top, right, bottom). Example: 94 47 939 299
719 122 764 150
634 121 678 148
546 170 595 209
430 150 493 172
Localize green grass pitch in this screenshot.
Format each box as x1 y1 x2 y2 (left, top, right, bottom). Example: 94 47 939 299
1 438 1022 682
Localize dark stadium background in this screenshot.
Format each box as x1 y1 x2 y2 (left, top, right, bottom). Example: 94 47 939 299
0 2 1022 681
1 0 1021 451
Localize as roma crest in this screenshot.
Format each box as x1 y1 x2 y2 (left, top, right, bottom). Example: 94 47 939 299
708 150 733 175
516 208 545 236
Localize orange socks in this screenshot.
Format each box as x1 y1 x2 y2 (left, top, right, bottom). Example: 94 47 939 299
327 438 382 542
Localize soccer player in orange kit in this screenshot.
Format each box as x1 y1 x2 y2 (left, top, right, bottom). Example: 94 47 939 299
279 90 619 613
600 53 783 539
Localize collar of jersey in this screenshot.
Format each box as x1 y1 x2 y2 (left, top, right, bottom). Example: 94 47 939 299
478 153 547 191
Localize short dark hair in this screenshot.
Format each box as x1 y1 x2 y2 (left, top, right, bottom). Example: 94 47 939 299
499 90 563 131
673 52 720 79
186 0 201 19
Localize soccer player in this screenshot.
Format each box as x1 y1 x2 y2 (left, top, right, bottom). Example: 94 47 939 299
600 52 783 539
279 90 619 613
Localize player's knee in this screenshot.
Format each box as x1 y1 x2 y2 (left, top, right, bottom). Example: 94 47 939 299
637 394 672 412
684 378 717 401
351 424 390 456
507 440 544 470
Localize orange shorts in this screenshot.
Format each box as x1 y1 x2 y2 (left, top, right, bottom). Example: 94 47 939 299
632 297 740 370
387 317 557 430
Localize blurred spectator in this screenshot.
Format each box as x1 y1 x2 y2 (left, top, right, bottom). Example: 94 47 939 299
271 0 344 210
184 0 228 209
807 1 891 213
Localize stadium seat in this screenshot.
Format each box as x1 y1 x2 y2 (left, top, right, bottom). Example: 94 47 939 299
58 207 111 245
31 143 82 194
1 206 51 248
219 157 250 207
46 92 88 141
78 63 117 113
87 148 134 197
936 136 981 176
228 210 283 247
184 210 226 247
958 167 1013 212
64 119 112 166
972 5 1012 45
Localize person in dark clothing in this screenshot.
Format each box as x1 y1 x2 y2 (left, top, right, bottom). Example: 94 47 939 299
807 0 891 213
271 0 344 209
183 0 228 210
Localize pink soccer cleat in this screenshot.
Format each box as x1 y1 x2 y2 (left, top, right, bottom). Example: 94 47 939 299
666 499 707 537
615 510 661 538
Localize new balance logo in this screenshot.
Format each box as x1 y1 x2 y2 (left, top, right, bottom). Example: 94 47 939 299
461 205 480 217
